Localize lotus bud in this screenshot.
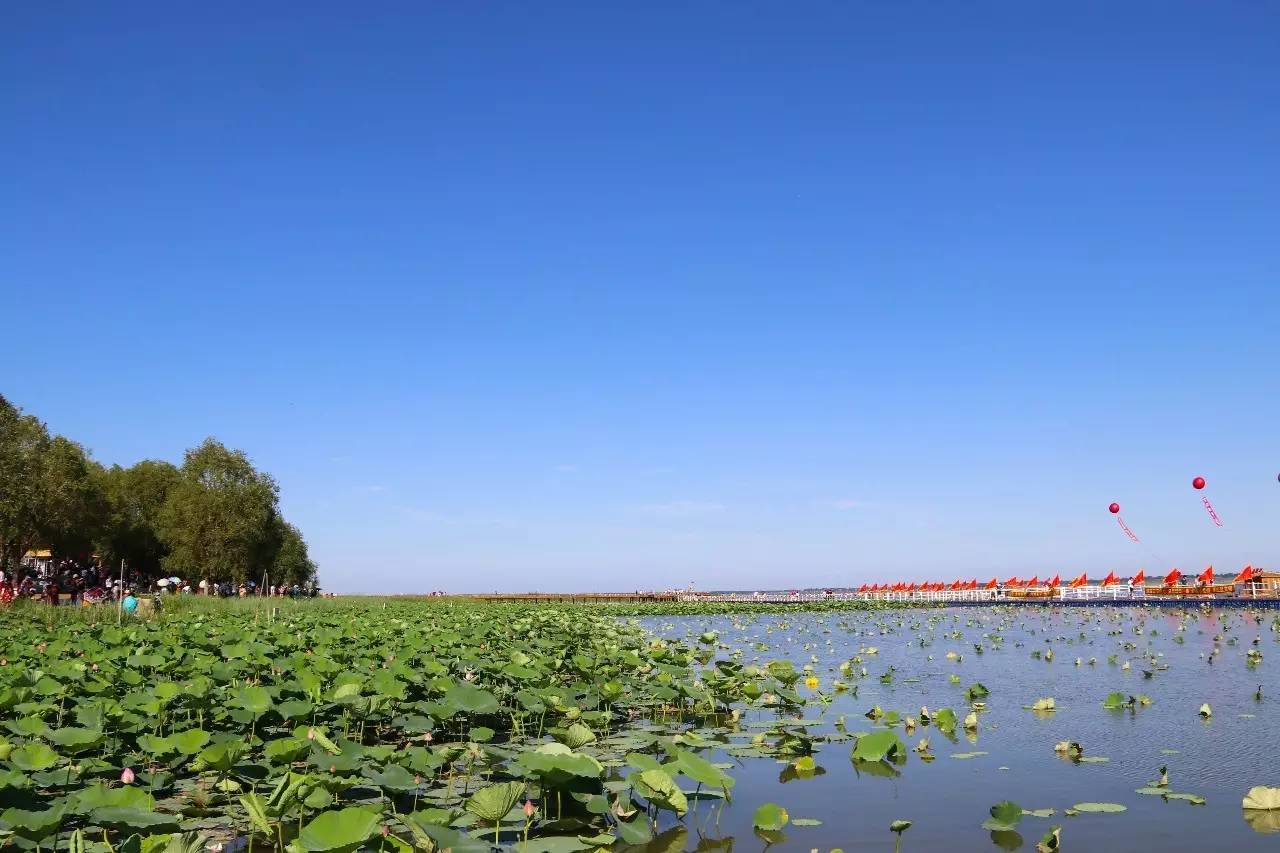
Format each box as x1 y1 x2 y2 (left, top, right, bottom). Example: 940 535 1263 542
381 825 390 837
523 800 535 818
307 728 317 740
121 767 135 785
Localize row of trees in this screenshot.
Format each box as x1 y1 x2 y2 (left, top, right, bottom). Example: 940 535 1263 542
0 393 317 586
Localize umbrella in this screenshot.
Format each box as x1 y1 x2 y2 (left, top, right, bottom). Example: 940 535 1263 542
156 578 170 587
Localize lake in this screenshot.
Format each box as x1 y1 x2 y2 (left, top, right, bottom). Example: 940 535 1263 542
636 605 1279 851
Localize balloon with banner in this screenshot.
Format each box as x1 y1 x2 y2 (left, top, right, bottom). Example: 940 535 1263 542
1108 502 1141 542
1192 476 1224 526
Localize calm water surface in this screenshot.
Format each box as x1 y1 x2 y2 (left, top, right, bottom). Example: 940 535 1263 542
635 606 1280 852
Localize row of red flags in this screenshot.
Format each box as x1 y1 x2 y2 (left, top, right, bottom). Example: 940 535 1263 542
857 565 1259 593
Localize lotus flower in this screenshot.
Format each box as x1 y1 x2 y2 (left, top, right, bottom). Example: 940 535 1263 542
523 800 536 818
121 767 135 785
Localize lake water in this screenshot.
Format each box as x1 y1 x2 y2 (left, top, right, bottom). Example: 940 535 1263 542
637 605 1280 851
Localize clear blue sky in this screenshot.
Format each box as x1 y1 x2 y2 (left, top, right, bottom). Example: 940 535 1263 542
4 3 1278 592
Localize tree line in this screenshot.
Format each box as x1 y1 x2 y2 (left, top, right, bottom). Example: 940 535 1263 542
0 393 317 586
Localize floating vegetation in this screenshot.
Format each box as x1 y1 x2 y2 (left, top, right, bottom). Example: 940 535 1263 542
0 597 1275 849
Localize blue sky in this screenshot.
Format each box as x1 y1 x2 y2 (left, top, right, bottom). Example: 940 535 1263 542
4 4 1278 592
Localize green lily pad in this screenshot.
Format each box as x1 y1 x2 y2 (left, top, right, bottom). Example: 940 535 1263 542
752 802 789 831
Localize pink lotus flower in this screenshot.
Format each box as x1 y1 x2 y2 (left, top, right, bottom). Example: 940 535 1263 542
121 767 135 785
307 728 317 741
523 800 535 818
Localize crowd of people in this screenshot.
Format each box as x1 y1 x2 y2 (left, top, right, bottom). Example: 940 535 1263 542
0 558 320 606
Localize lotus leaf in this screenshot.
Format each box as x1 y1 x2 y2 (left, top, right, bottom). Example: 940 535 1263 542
1244 786 1280 810
296 806 382 853
752 802 789 830
634 767 688 816
983 801 1023 831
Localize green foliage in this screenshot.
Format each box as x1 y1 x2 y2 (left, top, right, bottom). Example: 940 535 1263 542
464 781 525 823
158 438 281 583
0 394 316 585
752 802 789 830
0 397 105 567
97 460 181 575
983 801 1023 831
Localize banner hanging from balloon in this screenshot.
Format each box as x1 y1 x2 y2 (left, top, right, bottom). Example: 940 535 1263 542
1192 476 1224 527
1109 502 1141 542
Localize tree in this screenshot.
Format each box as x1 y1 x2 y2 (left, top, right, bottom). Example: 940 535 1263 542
36 436 107 559
98 460 182 576
271 517 318 587
0 394 50 569
158 438 281 583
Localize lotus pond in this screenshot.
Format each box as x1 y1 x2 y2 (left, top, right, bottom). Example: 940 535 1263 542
1 599 1279 852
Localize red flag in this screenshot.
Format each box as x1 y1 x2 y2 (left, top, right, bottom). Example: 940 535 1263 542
1102 571 1118 586
969 579 978 589
1197 565 1214 584
1004 576 1019 586
907 582 918 591
1025 575 1039 587
1234 565 1254 583
985 577 998 589
857 584 868 593
1071 572 1088 588
949 579 961 590
1164 568 1181 586
1132 570 1145 584
1048 574 1061 588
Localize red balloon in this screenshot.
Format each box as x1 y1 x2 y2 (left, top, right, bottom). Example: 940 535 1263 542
1193 476 1206 490
1109 502 1120 514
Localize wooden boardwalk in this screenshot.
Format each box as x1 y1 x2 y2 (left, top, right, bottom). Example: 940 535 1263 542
445 588 1280 607
449 592 680 604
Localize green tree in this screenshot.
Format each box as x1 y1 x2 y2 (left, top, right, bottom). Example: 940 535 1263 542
0 394 50 569
158 438 281 583
98 460 182 575
36 436 107 559
271 518 318 587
